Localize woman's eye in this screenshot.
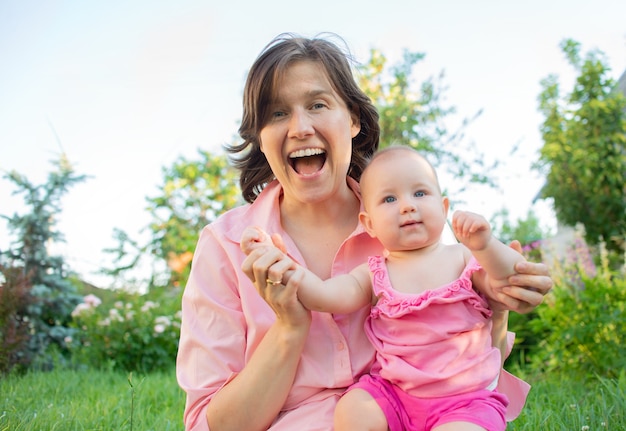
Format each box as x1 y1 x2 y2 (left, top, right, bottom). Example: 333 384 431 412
272 111 286 119
312 102 326 110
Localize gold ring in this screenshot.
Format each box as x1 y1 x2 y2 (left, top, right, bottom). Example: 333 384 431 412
266 278 282 286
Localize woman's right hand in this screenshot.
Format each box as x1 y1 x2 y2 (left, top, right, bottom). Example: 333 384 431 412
242 241 312 328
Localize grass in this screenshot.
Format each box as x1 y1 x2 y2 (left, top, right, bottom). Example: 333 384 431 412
508 373 625 430
0 368 185 431
1 368 624 430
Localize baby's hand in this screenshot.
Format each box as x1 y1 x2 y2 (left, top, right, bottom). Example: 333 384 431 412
240 226 273 255
452 211 492 251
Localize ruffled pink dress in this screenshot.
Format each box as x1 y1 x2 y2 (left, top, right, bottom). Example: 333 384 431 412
365 255 503 399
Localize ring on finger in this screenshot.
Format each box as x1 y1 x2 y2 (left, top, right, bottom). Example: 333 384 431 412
266 278 282 286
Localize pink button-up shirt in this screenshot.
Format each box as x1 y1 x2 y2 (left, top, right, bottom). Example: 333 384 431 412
176 178 383 430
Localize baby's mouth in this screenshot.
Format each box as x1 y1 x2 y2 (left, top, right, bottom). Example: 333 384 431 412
289 148 326 176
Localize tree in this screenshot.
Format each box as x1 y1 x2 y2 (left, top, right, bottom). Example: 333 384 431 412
104 149 241 288
535 39 626 253
357 49 496 193
0 154 86 369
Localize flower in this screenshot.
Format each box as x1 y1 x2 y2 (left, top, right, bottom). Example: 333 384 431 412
109 308 124 322
71 303 92 317
83 294 102 307
154 316 172 327
154 324 166 334
141 301 158 312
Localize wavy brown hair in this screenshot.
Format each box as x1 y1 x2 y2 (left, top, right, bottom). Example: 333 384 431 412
225 33 380 203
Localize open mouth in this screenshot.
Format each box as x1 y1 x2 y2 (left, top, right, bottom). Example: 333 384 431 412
288 148 326 176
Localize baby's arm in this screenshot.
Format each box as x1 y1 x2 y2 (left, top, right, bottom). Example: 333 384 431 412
290 264 372 314
240 227 372 314
240 226 273 254
452 210 525 289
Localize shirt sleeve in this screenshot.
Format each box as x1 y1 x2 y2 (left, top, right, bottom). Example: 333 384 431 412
176 224 246 431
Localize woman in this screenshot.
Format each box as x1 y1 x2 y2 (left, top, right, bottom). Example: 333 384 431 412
176 33 552 431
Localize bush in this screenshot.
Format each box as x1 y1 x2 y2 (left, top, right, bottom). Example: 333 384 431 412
527 241 625 378
69 290 181 373
0 265 35 374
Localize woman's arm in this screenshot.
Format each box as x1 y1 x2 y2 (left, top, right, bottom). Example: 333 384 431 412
206 319 310 431
178 227 312 431
490 309 510 366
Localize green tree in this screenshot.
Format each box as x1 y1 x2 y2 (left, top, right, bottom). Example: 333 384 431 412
104 149 241 288
357 49 495 192
490 208 550 247
535 39 626 253
0 154 86 370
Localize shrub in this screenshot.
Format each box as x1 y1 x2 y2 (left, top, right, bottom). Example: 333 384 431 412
527 240 625 378
0 265 36 374
69 290 181 373
1 155 86 370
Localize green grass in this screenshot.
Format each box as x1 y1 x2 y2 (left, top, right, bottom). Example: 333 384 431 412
0 368 185 431
509 373 625 430
1 368 624 430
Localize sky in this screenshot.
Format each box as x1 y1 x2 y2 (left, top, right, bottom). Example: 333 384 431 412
1 0 625 288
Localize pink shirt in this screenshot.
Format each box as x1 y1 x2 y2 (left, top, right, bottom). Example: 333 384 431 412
176 178 383 430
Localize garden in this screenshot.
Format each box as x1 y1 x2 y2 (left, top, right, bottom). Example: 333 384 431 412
2 37 625 430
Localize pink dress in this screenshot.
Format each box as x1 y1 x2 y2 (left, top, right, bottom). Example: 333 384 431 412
365 255 505 398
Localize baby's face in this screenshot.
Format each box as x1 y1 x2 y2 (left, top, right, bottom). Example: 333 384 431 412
359 150 448 252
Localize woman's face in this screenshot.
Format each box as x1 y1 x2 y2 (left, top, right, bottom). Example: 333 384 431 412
259 60 361 206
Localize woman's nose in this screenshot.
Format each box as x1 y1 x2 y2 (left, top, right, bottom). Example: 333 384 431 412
287 110 314 139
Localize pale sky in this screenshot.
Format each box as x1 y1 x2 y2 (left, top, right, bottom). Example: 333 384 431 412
1 0 625 287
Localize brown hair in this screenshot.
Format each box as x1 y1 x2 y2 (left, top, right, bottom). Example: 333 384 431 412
225 33 380 203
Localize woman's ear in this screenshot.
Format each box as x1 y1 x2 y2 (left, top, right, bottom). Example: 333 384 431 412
350 108 361 139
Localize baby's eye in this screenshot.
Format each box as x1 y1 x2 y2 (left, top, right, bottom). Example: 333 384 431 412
414 191 426 197
383 196 396 203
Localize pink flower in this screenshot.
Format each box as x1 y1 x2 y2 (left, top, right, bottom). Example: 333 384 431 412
84 294 102 307
71 303 91 317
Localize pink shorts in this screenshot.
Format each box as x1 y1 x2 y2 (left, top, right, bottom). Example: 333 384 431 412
350 374 508 431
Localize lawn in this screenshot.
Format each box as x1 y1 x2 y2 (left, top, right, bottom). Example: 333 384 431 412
0 368 185 431
1 368 624 430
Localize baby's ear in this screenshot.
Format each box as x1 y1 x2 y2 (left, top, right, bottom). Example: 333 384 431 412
359 211 377 239
442 196 450 217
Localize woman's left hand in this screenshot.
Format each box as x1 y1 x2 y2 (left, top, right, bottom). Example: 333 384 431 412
489 240 553 314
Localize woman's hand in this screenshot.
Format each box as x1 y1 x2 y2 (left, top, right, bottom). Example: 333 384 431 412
241 235 311 328
488 240 553 314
